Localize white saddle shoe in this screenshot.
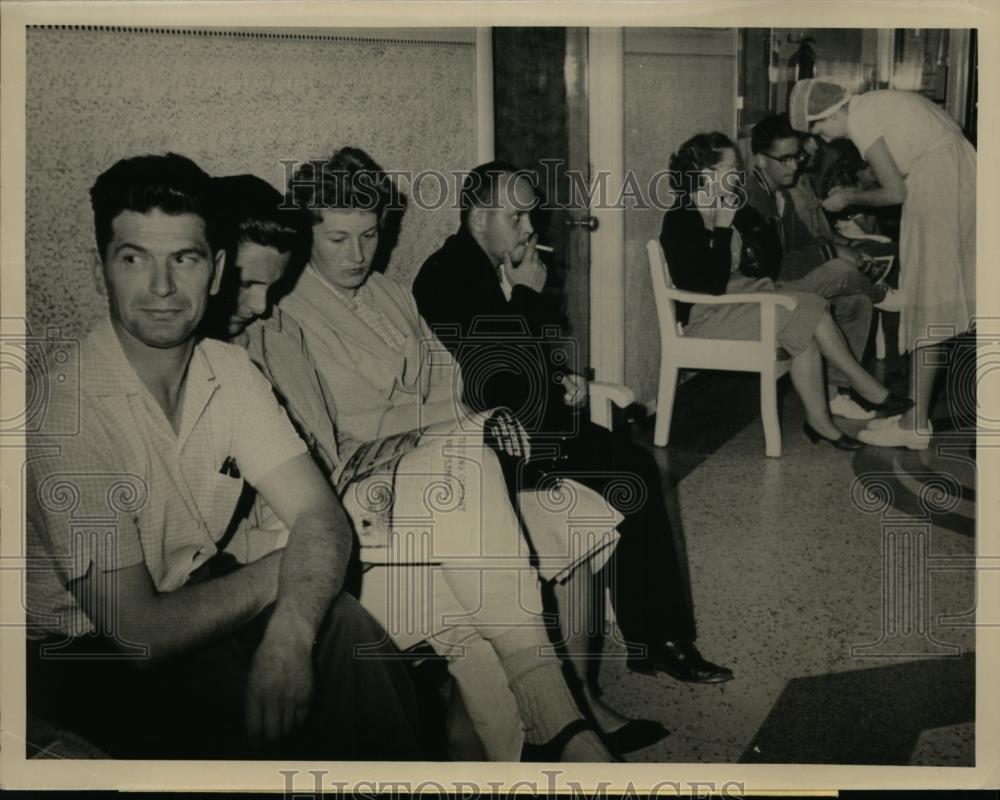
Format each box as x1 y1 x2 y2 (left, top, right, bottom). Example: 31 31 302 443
857 418 932 450
829 392 876 420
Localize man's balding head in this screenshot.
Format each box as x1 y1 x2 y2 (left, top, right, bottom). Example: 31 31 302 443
460 162 539 265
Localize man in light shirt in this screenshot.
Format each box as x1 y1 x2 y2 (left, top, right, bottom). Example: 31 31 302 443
25 154 420 760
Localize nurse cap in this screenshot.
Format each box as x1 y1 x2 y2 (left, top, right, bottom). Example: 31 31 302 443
788 79 852 132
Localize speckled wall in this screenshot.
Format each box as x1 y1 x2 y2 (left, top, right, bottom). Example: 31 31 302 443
26 27 477 339
624 30 737 407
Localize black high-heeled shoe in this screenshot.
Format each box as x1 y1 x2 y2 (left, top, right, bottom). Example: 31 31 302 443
603 718 670 754
848 389 914 418
521 718 625 762
803 421 864 451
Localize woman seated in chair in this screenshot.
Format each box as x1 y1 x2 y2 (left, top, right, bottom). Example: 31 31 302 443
659 132 911 449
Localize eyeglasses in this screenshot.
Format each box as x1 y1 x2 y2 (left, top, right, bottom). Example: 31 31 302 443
761 151 807 167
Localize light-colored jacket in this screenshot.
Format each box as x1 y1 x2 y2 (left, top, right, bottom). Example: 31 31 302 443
277 267 465 444
242 304 422 496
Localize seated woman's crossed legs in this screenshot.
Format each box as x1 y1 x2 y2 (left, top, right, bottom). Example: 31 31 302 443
241 425 621 761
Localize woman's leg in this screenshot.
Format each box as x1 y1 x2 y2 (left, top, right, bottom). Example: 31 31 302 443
789 338 844 440
905 343 942 428
553 570 631 733
390 438 611 760
812 311 891 402
359 564 525 761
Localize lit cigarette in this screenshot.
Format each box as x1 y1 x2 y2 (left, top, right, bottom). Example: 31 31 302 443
535 244 554 253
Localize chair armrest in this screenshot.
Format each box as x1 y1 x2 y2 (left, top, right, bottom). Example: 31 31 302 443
589 381 634 430
589 381 634 408
666 288 799 311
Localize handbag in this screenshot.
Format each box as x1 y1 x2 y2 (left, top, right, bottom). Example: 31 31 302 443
734 205 782 280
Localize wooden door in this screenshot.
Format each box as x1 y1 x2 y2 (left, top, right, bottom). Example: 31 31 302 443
492 27 592 371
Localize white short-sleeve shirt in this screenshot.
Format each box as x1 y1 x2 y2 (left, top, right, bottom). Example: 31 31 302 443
26 317 307 639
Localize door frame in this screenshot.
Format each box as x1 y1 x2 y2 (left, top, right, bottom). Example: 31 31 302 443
587 27 627 386
475 28 494 163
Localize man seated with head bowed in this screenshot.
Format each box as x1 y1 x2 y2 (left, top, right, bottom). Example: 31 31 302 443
746 114 907 421
219 156 639 761
25 154 421 760
413 161 735 711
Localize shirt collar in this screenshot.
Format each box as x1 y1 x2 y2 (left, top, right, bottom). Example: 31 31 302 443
455 226 505 285
252 304 285 333
307 262 366 307
752 165 777 197
83 315 217 397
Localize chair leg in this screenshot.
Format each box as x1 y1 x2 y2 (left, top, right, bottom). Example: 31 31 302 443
653 364 679 447
760 369 782 457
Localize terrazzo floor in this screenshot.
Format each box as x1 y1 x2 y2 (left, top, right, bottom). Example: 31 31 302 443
589 367 977 766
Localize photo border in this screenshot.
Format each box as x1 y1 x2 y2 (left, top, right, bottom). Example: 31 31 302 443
2 0 997 793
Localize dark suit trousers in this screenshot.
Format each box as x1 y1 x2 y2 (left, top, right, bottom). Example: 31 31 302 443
532 419 697 649
27 592 421 760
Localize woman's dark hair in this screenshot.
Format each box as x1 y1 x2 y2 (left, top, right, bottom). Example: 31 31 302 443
668 132 742 207
285 146 400 223
283 147 406 277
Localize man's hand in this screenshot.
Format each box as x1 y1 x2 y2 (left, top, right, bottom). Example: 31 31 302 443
503 236 547 294
485 408 531 459
833 242 863 267
245 611 315 748
561 372 589 408
713 204 737 229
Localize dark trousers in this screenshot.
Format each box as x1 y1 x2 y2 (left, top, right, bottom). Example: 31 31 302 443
528 419 697 650
27 592 421 760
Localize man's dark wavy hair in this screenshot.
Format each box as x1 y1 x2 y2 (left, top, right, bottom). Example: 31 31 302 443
213 174 302 258
750 113 799 155
205 174 305 339
89 153 219 261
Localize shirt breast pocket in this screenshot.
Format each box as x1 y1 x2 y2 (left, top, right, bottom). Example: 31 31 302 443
202 469 246 541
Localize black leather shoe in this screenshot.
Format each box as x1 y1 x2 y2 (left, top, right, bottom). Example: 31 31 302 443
803 421 864 451
628 641 734 684
848 389 914 418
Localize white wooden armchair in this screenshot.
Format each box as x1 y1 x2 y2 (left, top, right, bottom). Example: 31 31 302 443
646 239 797 457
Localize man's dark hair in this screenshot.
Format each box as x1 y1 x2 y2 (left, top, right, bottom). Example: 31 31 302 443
285 146 398 223
750 113 800 155
213 174 302 257
205 174 306 338
459 160 532 226
89 153 219 260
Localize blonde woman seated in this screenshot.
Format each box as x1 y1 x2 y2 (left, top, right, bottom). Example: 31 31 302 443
212 170 635 762
659 132 912 449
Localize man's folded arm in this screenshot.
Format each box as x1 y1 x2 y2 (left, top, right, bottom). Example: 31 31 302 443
251 452 352 637
232 350 354 641
68 549 282 664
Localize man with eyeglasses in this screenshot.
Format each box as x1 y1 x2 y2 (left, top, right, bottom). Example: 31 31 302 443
746 113 893 421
